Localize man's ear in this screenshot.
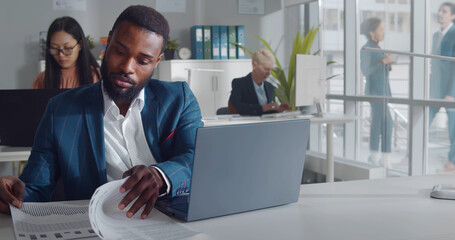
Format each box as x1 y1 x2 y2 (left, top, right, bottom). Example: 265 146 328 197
106 31 113 46
154 53 164 68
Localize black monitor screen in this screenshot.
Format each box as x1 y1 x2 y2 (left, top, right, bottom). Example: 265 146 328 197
0 89 67 147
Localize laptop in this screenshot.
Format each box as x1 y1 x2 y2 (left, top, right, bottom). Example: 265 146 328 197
0 89 67 147
155 119 310 221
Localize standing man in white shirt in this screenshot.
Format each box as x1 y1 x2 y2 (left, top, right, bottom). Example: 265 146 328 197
429 2 455 172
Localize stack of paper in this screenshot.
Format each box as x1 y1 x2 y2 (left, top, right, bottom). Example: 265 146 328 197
10 178 198 240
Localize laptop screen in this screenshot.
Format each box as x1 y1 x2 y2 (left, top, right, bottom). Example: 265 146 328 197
0 89 67 147
186 119 310 221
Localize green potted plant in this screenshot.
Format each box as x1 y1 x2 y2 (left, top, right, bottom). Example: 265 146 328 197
238 25 334 110
85 35 95 50
164 37 179 60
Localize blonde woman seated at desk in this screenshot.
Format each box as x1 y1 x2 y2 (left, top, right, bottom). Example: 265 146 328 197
228 48 290 116
33 17 100 89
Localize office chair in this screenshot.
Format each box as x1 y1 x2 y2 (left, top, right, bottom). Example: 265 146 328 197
216 107 230 115
227 101 238 114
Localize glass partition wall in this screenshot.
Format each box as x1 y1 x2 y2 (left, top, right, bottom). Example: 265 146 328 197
357 0 411 176
286 0 455 180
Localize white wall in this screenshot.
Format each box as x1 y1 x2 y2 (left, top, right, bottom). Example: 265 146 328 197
0 0 284 89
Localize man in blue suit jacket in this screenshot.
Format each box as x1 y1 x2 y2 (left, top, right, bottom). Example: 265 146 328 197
430 2 455 172
0 5 202 219
229 49 290 116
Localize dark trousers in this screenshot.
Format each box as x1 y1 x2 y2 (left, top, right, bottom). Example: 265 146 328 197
429 106 455 163
370 102 393 153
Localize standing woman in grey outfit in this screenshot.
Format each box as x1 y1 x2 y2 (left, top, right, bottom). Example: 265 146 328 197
360 17 394 170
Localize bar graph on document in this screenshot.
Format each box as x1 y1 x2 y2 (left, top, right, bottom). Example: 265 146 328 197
10 202 97 240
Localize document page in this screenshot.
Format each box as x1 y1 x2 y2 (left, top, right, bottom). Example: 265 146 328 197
89 178 198 240
10 202 97 240
10 178 198 240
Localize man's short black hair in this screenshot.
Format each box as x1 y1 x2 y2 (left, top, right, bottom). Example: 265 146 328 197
442 2 455 16
111 5 169 53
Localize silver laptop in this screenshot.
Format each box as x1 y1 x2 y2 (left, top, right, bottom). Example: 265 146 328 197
155 119 310 221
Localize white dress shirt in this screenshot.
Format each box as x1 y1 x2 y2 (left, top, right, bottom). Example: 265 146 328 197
441 22 453 37
102 81 170 195
252 78 268 106
435 22 453 54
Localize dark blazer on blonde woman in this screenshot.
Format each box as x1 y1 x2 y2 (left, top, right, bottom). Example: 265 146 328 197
229 73 275 116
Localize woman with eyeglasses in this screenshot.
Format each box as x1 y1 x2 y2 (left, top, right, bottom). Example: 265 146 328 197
33 16 100 89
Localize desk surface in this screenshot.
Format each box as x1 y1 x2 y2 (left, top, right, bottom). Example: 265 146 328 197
202 113 357 127
1 174 454 240
0 146 31 162
0 114 356 163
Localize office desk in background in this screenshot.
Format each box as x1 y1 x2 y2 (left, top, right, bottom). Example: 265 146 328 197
0 114 355 182
0 174 454 240
203 113 357 182
0 146 31 176
0 146 31 162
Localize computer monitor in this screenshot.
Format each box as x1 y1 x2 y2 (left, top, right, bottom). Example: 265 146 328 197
295 54 326 116
0 89 67 147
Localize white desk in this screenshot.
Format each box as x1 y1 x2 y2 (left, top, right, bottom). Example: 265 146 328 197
1 174 454 240
0 146 31 162
0 114 355 181
0 146 31 176
203 113 357 182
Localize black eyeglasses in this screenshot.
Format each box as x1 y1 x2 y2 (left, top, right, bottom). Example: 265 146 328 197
48 42 79 56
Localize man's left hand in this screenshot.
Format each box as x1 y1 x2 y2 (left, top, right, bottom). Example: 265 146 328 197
444 95 455 101
119 165 165 219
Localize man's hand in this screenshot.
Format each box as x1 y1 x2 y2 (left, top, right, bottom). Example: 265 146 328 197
119 165 165 219
262 102 279 112
277 103 291 113
0 176 25 214
444 95 455 101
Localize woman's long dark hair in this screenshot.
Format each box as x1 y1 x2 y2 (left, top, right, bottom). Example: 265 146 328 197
44 17 100 89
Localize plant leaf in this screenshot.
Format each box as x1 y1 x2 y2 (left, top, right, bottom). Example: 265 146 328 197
326 74 341 80
234 42 254 56
274 87 289 105
271 67 288 92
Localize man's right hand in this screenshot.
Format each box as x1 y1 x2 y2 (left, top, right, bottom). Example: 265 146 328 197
0 176 25 214
262 102 279 112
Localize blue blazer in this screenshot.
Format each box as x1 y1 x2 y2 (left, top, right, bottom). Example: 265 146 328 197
431 24 455 98
360 40 391 97
229 73 275 115
20 80 203 202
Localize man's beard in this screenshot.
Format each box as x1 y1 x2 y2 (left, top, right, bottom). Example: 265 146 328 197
100 58 153 103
